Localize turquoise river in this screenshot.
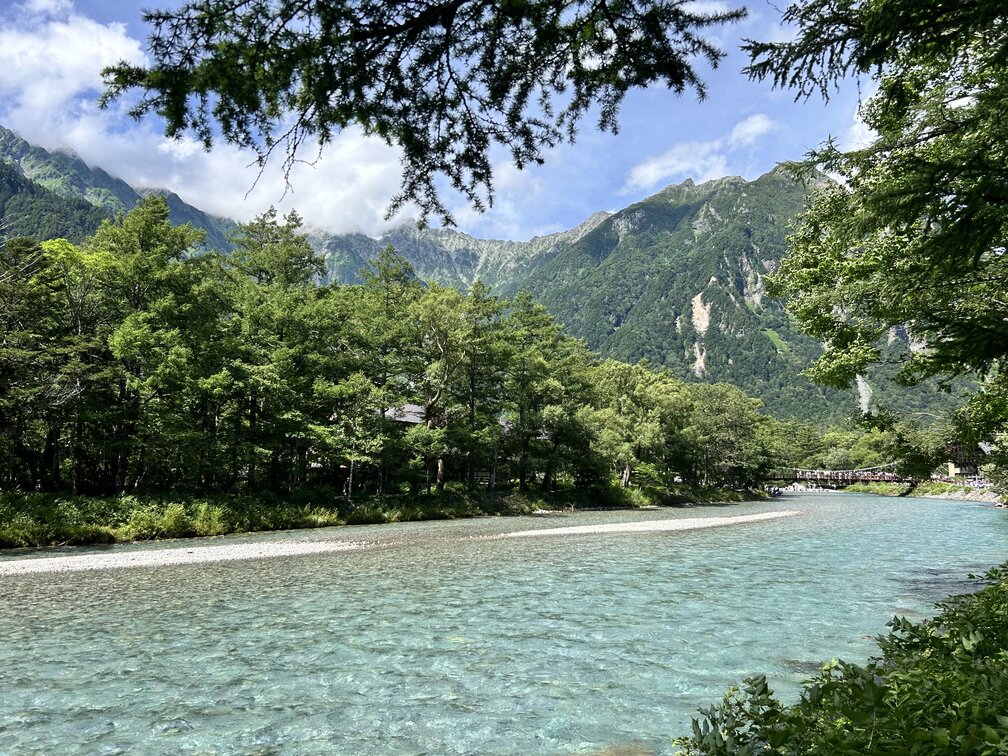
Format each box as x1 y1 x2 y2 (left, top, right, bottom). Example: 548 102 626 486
1 492 1006 754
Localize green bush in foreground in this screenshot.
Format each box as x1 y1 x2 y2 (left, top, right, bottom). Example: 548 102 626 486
675 564 1008 755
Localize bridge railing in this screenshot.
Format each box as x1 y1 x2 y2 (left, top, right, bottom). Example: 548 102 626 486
770 468 911 484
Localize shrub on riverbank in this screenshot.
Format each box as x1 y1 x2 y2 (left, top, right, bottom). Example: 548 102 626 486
843 481 911 496
914 480 971 496
674 564 1008 755
843 480 1005 503
0 493 346 548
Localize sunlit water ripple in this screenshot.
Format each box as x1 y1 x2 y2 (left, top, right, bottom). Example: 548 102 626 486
1 492 1005 754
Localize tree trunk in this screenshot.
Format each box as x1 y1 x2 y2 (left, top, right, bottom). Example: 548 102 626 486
517 402 529 492
114 394 136 494
540 439 559 493
518 442 529 492
296 443 307 488
466 360 476 491
71 411 82 495
377 403 386 495
247 391 257 488
41 421 61 490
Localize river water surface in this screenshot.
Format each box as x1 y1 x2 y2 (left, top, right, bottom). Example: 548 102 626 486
1 492 1005 754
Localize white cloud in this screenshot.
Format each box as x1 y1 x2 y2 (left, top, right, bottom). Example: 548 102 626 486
69 117 411 234
760 20 798 44
0 11 144 121
841 114 875 151
683 1 735 16
624 144 729 192
0 2 420 235
19 0 73 17
623 113 777 193
448 160 561 241
728 113 774 147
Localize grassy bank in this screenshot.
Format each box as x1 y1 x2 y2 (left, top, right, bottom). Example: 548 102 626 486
842 481 912 496
843 480 1005 503
0 484 766 550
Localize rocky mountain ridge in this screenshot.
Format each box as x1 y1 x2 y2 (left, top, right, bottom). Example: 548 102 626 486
309 209 611 289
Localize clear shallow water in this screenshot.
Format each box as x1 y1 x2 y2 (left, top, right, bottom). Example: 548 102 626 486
0 493 1005 754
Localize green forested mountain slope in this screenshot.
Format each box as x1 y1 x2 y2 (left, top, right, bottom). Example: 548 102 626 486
0 160 107 243
516 170 965 420
518 170 861 418
0 125 236 250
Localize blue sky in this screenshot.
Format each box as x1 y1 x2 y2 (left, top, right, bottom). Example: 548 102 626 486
0 0 868 240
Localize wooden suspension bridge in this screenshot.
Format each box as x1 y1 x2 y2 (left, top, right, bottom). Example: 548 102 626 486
770 463 910 485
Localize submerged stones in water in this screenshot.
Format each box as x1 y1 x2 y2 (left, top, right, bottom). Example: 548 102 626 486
784 659 825 675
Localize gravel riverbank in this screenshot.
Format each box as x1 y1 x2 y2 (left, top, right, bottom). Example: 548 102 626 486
918 489 1004 505
0 538 366 576
1 510 802 575
498 509 801 539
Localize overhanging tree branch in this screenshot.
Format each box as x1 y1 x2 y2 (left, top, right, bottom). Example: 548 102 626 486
101 0 745 224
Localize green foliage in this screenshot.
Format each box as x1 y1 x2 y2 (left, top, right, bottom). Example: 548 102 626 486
842 482 910 497
101 0 744 222
0 482 770 548
683 383 775 487
908 480 983 498
675 563 1008 755
763 411 966 483
0 206 792 536
0 492 345 548
751 1 1008 477
585 359 691 489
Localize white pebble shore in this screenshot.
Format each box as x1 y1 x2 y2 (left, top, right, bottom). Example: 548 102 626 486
0 539 365 576
1 510 800 576
498 509 801 539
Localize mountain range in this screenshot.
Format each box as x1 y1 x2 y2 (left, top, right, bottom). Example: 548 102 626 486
0 124 954 422
0 125 235 249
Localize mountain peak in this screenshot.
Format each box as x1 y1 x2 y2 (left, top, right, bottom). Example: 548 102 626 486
567 210 612 240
